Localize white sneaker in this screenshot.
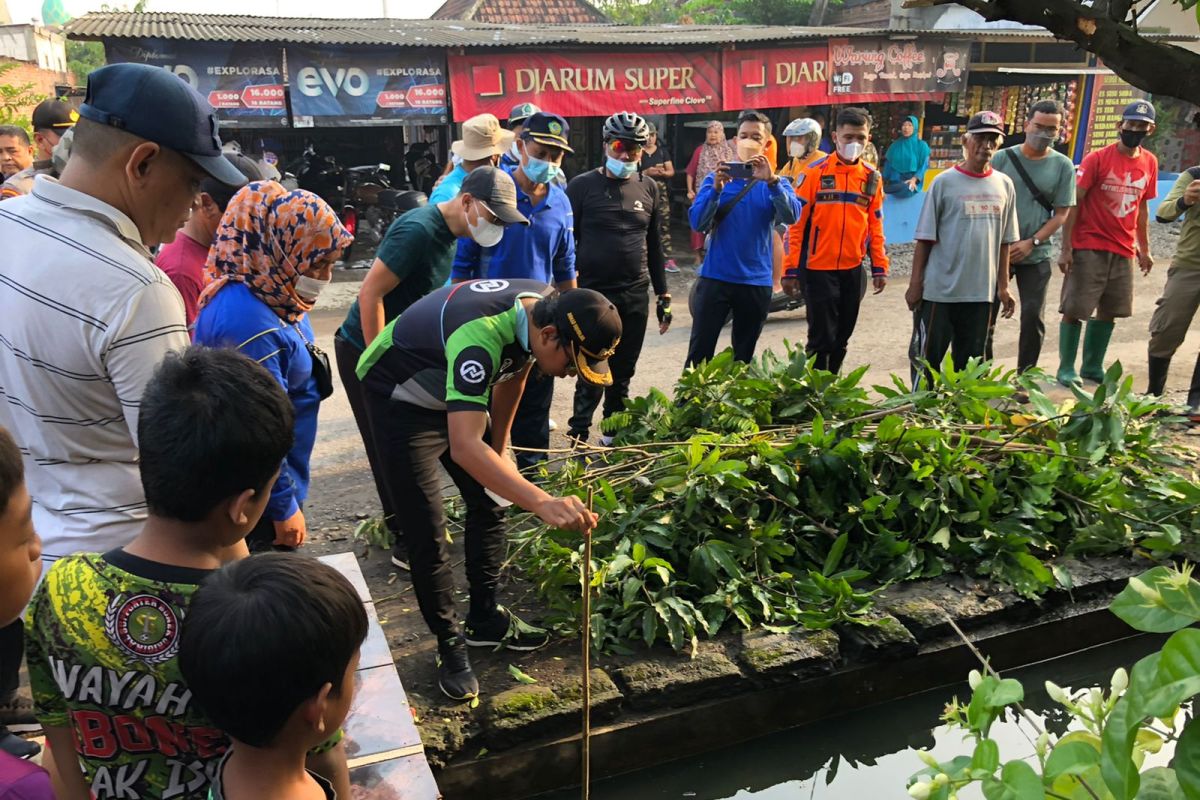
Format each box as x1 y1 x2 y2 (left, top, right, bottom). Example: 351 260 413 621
548 418 558 432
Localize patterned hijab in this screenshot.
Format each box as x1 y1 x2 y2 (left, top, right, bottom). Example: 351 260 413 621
695 123 737 183
199 181 353 324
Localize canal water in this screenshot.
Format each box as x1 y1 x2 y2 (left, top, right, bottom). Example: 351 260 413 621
545 635 1167 800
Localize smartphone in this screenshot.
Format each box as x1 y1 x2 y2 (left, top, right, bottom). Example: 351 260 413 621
723 161 755 180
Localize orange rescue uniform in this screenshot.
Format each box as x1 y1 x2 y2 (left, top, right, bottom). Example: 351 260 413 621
785 154 889 278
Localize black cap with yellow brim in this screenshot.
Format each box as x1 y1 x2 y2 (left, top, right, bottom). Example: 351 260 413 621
555 289 621 387
521 111 575 154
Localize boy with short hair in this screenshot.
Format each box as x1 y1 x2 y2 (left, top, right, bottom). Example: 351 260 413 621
24 347 350 799
0 425 52 793
180 554 367 799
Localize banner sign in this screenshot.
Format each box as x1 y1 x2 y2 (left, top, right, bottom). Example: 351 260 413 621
447 51 722 121
106 40 286 127
1083 75 1148 153
827 38 970 101
286 46 448 126
721 46 829 111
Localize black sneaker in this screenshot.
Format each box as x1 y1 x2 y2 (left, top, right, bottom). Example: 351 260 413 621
390 540 410 572
464 605 550 651
0 728 40 759
436 636 479 701
0 694 34 726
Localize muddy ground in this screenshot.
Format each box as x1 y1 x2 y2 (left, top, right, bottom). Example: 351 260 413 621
305 221 1199 719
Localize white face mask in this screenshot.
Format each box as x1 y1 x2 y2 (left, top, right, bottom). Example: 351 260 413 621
838 141 865 162
295 275 331 302
788 141 808 159
468 202 504 248
509 141 521 160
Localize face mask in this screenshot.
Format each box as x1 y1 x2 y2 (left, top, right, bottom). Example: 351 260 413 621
522 153 560 185
509 141 521 160
838 141 865 162
295 275 330 302
467 203 504 248
1120 129 1148 149
736 139 762 162
788 141 808 159
1027 131 1055 151
606 156 637 179
451 153 464 167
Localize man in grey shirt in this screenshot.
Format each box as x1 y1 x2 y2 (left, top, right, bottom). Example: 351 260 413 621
907 111 1019 388
988 99 1076 372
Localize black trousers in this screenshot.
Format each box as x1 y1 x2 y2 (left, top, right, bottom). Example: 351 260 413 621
805 267 867 373
334 333 401 539
509 373 554 473
983 260 1051 372
910 301 994 389
569 285 650 439
363 394 506 640
685 277 773 368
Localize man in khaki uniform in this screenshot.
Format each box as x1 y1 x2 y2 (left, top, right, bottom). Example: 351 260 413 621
1147 165 1200 419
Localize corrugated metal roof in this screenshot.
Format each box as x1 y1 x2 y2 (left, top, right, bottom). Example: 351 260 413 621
431 0 608 24
62 12 1198 47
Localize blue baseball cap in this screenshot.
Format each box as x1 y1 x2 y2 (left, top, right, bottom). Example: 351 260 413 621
1122 100 1156 123
78 63 247 187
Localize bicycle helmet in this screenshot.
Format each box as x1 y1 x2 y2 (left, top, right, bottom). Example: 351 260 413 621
781 118 822 154
602 112 651 145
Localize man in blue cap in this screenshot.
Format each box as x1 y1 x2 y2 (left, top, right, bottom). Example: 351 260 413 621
0 62 246 759
500 101 541 170
453 111 577 473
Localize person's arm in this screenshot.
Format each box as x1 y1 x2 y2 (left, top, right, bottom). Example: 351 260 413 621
907 240 933 311
552 216 577 291
916 141 930 180
1138 200 1154 274
867 178 889 292
451 236 481 283
105 281 190 446
647 180 668 296
764 163 801 226
689 173 721 232
783 173 813 287
448 408 595 531
686 147 700 199
659 159 676 179
489 365 530 456
1155 171 1197 223
45 725 91 800
307 740 352 800
1058 191 1083 274
906 186 940 310
357 258 403 347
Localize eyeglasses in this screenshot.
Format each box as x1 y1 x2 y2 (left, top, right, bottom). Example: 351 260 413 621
474 199 502 225
609 139 643 157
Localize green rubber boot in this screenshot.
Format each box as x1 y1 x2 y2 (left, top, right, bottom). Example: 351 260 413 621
1056 321 1082 387
1080 320 1116 383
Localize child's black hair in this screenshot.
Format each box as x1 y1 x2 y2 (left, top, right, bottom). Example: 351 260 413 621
138 346 294 522
0 427 24 519
179 553 368 747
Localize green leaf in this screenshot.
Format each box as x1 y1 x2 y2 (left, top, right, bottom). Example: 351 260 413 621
971 738 1000 774
1136 767 1182 800
823 533 849 576
990 678 1024 707
981 760 1043 800
1111 568 1200 633
1174 718 1200 800
931 526 951 548
1044 740 1100 780
631 541 647 564
507 664 538 685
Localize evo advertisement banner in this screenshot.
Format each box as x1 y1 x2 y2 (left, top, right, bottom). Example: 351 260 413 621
827 38 971 101
286 46 448 126
106 39 286 127
721 46 830 110
447 51 722 121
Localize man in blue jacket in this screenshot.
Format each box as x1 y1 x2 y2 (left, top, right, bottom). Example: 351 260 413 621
686 111 801 367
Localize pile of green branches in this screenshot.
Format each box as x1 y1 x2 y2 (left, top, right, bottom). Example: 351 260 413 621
510 348 1199 654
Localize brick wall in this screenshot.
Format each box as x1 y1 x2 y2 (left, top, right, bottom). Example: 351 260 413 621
1 57 70 123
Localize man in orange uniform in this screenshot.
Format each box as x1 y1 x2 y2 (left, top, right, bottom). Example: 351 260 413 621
783 107 888 373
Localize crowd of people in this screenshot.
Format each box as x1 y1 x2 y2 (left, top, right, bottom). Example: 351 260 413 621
0 53 1197 799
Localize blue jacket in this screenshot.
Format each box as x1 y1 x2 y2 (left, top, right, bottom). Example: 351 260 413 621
193 283 320 523
451 165 576 284
689 174 801 286
429 164 468 205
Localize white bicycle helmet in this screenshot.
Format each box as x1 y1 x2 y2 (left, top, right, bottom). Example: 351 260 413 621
782 118 822 153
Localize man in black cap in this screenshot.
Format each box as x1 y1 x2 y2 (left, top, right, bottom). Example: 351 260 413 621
0 99 77 199
356 281 617 701
500 101 541 170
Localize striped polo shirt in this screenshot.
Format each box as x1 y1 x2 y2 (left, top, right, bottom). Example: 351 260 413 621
0 176 189 560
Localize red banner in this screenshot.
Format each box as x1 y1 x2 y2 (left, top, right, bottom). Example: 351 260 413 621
828 38 970 102
447 51 722 121
721 46 830 111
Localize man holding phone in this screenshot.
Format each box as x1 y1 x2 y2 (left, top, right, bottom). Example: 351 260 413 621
686 111 801 367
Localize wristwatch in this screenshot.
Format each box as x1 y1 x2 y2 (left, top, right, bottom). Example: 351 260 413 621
1031 237 1043 247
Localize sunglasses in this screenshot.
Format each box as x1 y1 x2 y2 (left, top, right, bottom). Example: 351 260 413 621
609 139 643 157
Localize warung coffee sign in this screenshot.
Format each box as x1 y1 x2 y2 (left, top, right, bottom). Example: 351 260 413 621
106 40 286 126
827 38 970 101
286 46 448 126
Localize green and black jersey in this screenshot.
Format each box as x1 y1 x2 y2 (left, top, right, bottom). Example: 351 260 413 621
356 278 553 412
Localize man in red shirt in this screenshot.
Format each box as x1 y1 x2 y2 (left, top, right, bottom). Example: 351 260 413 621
155 153 262 329
1057 101 1158 386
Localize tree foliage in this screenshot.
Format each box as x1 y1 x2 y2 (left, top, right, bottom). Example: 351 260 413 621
598 0 825 25
66 41 106 87
0 62 46 133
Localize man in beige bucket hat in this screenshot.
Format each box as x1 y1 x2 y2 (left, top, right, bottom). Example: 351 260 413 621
431 113 514 204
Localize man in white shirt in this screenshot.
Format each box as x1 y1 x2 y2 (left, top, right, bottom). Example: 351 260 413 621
0 63 246 753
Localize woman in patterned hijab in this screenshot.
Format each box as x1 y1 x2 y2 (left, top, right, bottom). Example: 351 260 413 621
193 181 353 553
199 181 353 322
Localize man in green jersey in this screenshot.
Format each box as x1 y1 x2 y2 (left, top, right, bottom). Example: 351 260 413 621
357 279 619 701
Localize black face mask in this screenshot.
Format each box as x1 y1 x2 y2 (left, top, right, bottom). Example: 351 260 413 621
1120 129 1148 149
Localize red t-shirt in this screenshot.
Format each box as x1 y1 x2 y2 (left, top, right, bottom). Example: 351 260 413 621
154 230 210 330
1071 142 1158 258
